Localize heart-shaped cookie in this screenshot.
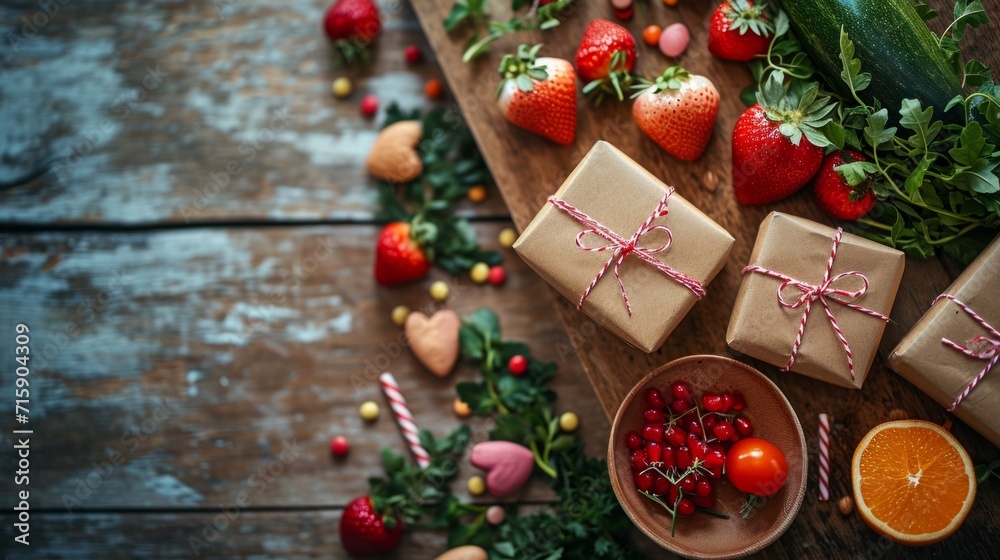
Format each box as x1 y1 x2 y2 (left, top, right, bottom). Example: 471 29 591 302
405 310 459 377
434 546 488 560
365 120 423 183
470 441 534 498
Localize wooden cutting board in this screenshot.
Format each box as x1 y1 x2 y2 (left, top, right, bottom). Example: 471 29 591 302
411 2 1000 557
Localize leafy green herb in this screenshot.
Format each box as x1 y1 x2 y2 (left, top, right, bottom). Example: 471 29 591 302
755 5 1000 264
377 104 501 274
975 457 1000 483
444 0 577 62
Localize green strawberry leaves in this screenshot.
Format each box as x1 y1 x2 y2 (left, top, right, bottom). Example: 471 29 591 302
497 44 549 95
757 70 835 147
725 0 773 38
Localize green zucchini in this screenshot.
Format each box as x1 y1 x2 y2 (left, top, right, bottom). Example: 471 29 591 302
782 0 964 120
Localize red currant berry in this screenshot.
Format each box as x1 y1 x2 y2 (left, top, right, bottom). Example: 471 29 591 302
676 446 692 470
734 416 754 437
645 440 663 463
644 408 665 422
720 392 733 413
652 473 670 495
704 449 726 473
677 474 695 492
692 492 716 508
636 470 653 491
677 498 696 516
665 426 687 447
488 265 506 286
668 483 680 506
670 380 694 402
702 413 718 430
702 392 724 412
330 436 350 457
730 433 741 444
403 45 422 64
661 445 677 469
644 388 666 408
686 418 703 437
713 421 735 441
508 355 528 375
630 449 647 470
695 478 713 497
690 438 708 461
625 431 644 451
670 399 691 414
730 390 747 411
359 94 378 117
642 423 664 442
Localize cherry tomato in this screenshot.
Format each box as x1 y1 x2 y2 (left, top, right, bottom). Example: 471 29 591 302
725 437 788 496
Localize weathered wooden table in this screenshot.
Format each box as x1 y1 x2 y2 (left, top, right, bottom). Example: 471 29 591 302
0 0 997 558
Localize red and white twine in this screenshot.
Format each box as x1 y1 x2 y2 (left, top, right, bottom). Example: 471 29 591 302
547 188 705 317
933 294 1000 411
818 413 830 502
379 372 431 468
742 228 890 380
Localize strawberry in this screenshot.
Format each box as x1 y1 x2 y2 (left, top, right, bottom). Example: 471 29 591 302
631 67 720 162
324 0 381 65
708 0 772 62
496 44 577 145
374 222 431 286
731 71 834 205
339 496 403 557
813 150 878 220
575 19 637 102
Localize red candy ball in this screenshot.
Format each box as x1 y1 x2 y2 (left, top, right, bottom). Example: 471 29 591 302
330 436 350 457
404 45 422 64
488 265 506 286
508 354 528 375
360 94 379 117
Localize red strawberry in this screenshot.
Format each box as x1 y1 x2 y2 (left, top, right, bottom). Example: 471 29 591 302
324 0 381 65
497 44 576 145
813 150 878 220
731 71 834 204
631 67 720 161
708 0 771 62
374 222 431 286
339 496 403 557
575 19 637 102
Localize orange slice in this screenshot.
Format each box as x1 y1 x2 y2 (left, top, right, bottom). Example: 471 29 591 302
851 420 976 545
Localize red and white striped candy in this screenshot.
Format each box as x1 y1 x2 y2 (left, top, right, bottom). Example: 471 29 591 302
818 413 830 501
379 372 430 469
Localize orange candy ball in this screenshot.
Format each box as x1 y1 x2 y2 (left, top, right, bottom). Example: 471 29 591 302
425 78 444 99
642 25 662 46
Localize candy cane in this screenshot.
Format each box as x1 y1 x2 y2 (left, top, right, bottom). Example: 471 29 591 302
379 372 431 468
818 413 830 502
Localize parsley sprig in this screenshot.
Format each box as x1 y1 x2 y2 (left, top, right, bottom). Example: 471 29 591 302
376 104 501 274
444 0 577 62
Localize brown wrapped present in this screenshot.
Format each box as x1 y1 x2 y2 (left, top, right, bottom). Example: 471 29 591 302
726 212 904 388
889 235 1000 447
513 141 735 353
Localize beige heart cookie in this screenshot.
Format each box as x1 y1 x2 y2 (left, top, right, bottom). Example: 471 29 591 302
365 120 423 183
405 310 459 377
434 546 488 560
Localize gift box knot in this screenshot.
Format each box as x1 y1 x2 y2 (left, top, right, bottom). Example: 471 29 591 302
547 186 705 317
933 293 1000 411
741 228 890 380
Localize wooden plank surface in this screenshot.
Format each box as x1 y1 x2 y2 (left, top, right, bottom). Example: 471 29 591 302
410 0 1000 557
0 223 611 510
0 0 508 224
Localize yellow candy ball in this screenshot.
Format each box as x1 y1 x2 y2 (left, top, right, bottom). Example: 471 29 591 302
467 475 486 496
359 401 380 421
467 185 487 203
391 305 410 327
559 412 580 432
470 262 490 284
332 77 352 98
453 399 472 418
429 280 450 301
498 228 517 248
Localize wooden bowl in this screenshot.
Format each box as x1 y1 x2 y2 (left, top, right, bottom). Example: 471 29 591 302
608 355 807 559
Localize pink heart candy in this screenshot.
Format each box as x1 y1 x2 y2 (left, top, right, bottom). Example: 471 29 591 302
470 441 534 498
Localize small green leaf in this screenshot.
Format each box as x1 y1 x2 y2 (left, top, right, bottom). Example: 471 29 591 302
911 0 939 21
950 0 988 42
838 27 872 94
443 2 470 31
494 542 516 557
863 109 897 148
821 121 846 150
899 99 943 155
905 158 932 196
773 9 789 38
835 161 878 187
950 121 991 166
964 59 992 88
977 464 991 483
957 159 1000 193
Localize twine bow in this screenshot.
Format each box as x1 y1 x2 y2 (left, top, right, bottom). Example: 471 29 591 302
934 294 1000 411
547 188 705 316
742 228 890 380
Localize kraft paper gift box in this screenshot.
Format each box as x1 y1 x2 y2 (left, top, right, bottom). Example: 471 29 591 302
513 141 735 353
889 235 1000 448
726 212 904 389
